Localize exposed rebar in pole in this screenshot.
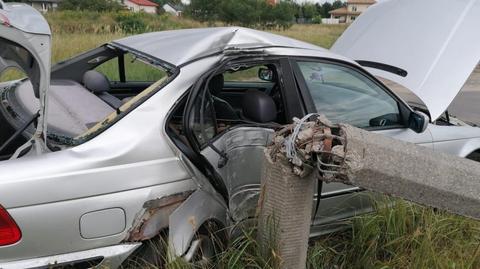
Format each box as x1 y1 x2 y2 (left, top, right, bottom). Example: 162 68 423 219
258 114 480 268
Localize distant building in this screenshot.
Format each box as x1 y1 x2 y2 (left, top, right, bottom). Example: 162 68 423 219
122 0 158 14
24 0 61 12
266 0 280 6
329 0 376 24
163 3 184 16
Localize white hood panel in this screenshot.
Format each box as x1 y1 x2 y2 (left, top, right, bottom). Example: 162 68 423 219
331 0 480 120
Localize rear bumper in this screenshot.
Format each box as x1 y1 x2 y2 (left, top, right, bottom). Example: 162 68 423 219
0 243 141 269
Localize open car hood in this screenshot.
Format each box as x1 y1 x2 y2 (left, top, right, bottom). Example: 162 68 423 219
331 0 480 121
0 1 51 154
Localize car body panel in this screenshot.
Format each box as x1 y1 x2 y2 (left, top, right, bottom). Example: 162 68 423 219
113 27 323 67
0 1 50 35
331 0 480 120
1 182 193 262
0 243 141 269
0 57 219 263
428 124 480 157
169 189 227 257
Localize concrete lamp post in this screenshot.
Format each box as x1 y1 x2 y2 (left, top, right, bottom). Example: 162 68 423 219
257 114 480 269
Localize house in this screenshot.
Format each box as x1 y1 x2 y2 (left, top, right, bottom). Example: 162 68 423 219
162 3 184 16
329 0 376 24
266 0 280 5
121 0 158 14
24 0 61 12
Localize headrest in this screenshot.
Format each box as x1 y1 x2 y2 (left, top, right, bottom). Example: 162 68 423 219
83 70 110 93
209 74 224 96
242 90 277 123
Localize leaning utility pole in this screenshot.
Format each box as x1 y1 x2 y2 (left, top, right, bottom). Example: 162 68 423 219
258 114 480 269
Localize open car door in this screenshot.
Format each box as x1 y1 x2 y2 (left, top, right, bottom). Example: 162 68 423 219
331 0 480 121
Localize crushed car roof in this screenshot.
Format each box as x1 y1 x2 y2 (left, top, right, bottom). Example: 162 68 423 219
112 27 324 67
0 1 51 35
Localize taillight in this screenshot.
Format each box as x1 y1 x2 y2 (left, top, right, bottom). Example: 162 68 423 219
0 13 10 27
0 205 21 246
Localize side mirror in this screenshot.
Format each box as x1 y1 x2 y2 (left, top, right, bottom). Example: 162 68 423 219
408 111 429 133
258 68 274 82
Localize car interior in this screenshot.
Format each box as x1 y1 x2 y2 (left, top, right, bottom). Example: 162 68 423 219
0 47 168 159
168 62 288 222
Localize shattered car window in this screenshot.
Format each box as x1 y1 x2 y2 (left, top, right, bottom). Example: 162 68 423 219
74 77 168 142
190 90 217 146
297 61 401 128
0 67 26 83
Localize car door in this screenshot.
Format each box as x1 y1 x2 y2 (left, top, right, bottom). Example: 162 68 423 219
290 58 433 227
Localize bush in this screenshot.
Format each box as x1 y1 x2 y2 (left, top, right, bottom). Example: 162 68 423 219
59 0 122 12
115 13 147 34
312 15 323 24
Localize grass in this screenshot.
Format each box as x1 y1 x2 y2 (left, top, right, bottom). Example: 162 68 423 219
1 11 479 268
309 197 480 269
121 197 480 269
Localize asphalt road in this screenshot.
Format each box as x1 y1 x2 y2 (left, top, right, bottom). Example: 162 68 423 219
382 66 480 125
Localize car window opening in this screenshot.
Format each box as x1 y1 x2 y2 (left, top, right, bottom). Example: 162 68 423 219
296 60 403 129
0 45 171 159
168 62 287 151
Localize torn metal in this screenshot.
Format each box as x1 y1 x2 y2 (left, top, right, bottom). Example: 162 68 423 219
126 191 193 242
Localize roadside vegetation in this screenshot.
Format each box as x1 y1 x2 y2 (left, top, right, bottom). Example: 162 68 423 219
8 10 480 268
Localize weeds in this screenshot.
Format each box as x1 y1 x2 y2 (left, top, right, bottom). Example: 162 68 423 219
120 197 480 269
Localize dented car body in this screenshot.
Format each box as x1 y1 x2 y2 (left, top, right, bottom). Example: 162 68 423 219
2 0 480 267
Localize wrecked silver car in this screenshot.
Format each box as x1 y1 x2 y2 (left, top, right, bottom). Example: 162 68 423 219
1 0 480 267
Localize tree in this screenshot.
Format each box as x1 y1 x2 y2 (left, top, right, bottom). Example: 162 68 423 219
186 0 221 22
59 0 122 12
320 2 332 18
332 0 346 10
219 0 259 27
270 1 295 29
301 3 317 20
187 0 295 29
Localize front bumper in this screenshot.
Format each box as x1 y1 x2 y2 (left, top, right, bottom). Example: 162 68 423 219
0 243 141 269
